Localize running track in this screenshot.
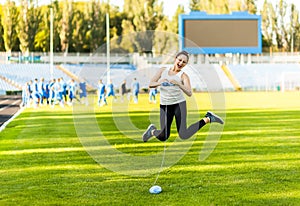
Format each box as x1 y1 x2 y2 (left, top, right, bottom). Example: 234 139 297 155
0 95 22 127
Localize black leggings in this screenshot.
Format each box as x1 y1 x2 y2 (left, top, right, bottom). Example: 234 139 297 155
153 101 206 141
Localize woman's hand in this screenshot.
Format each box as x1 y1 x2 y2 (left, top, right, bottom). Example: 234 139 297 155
169 79 180 86
149 68 167 88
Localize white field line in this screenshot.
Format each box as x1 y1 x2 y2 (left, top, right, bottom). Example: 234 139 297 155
0 100 20 112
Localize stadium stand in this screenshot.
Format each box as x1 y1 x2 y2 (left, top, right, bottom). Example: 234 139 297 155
0 63 138 93
0 63 71 91
60 63 137 89
0 76 20 91
1 61 300 93
227 64 300 91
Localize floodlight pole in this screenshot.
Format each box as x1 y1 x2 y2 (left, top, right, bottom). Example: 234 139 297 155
291 28 294 53
106 12 110 84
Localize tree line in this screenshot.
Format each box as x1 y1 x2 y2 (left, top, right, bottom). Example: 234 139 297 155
0 0 299 55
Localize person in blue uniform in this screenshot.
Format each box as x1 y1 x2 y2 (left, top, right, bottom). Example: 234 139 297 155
106 79 117 101
79 79 88 105
149 87 157 104
97 79 107 106
68 79 80 105
131 77 140 104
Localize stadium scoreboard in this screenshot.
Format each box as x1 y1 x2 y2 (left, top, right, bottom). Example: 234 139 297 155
179 11 262 54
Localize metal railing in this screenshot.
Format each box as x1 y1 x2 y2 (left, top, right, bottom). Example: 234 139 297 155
1 52 300 65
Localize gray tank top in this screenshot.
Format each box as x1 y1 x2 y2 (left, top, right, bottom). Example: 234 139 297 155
160 68 185 105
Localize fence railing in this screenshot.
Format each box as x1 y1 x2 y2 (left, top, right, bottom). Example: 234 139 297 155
1 52 300 65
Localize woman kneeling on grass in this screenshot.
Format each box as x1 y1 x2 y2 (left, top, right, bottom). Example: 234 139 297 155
142 50 224 142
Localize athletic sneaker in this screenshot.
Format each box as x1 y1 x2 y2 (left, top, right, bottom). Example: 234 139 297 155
205 111 224 124
142 124 157 142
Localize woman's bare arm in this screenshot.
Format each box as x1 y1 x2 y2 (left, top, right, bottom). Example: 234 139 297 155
149 67 167 88
169 73 192 96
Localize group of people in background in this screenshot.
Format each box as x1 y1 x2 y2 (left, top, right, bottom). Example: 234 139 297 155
21 77 87 108
21 76 157 109
97 77 144 106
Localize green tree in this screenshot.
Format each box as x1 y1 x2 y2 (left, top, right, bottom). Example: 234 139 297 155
212 0 230 13
122 0 164 54
53 1 62 52
287 3 300 52
34 5 50 52
70 4 86 53
109 6 125 39
28 1 41 52
170 4 185 34
17 0 29 54
59 0 73 53
245 0 257 14
35 1 60 52
0 6 5 51
260 0 276 52
275 0 288 51
189 0 260 14
2 0 19 52
190 0 230 14
190 0 201 11
153 16 171 55
109 7 127 53
84 0 106 53
152 4 185 55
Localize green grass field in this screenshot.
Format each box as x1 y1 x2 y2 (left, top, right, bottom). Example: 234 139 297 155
1 92 300 205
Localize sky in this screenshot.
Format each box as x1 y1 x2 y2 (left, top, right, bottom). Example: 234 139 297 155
109 0 300 17
19 0 300 17
33 0 189 17
109 0 190 18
